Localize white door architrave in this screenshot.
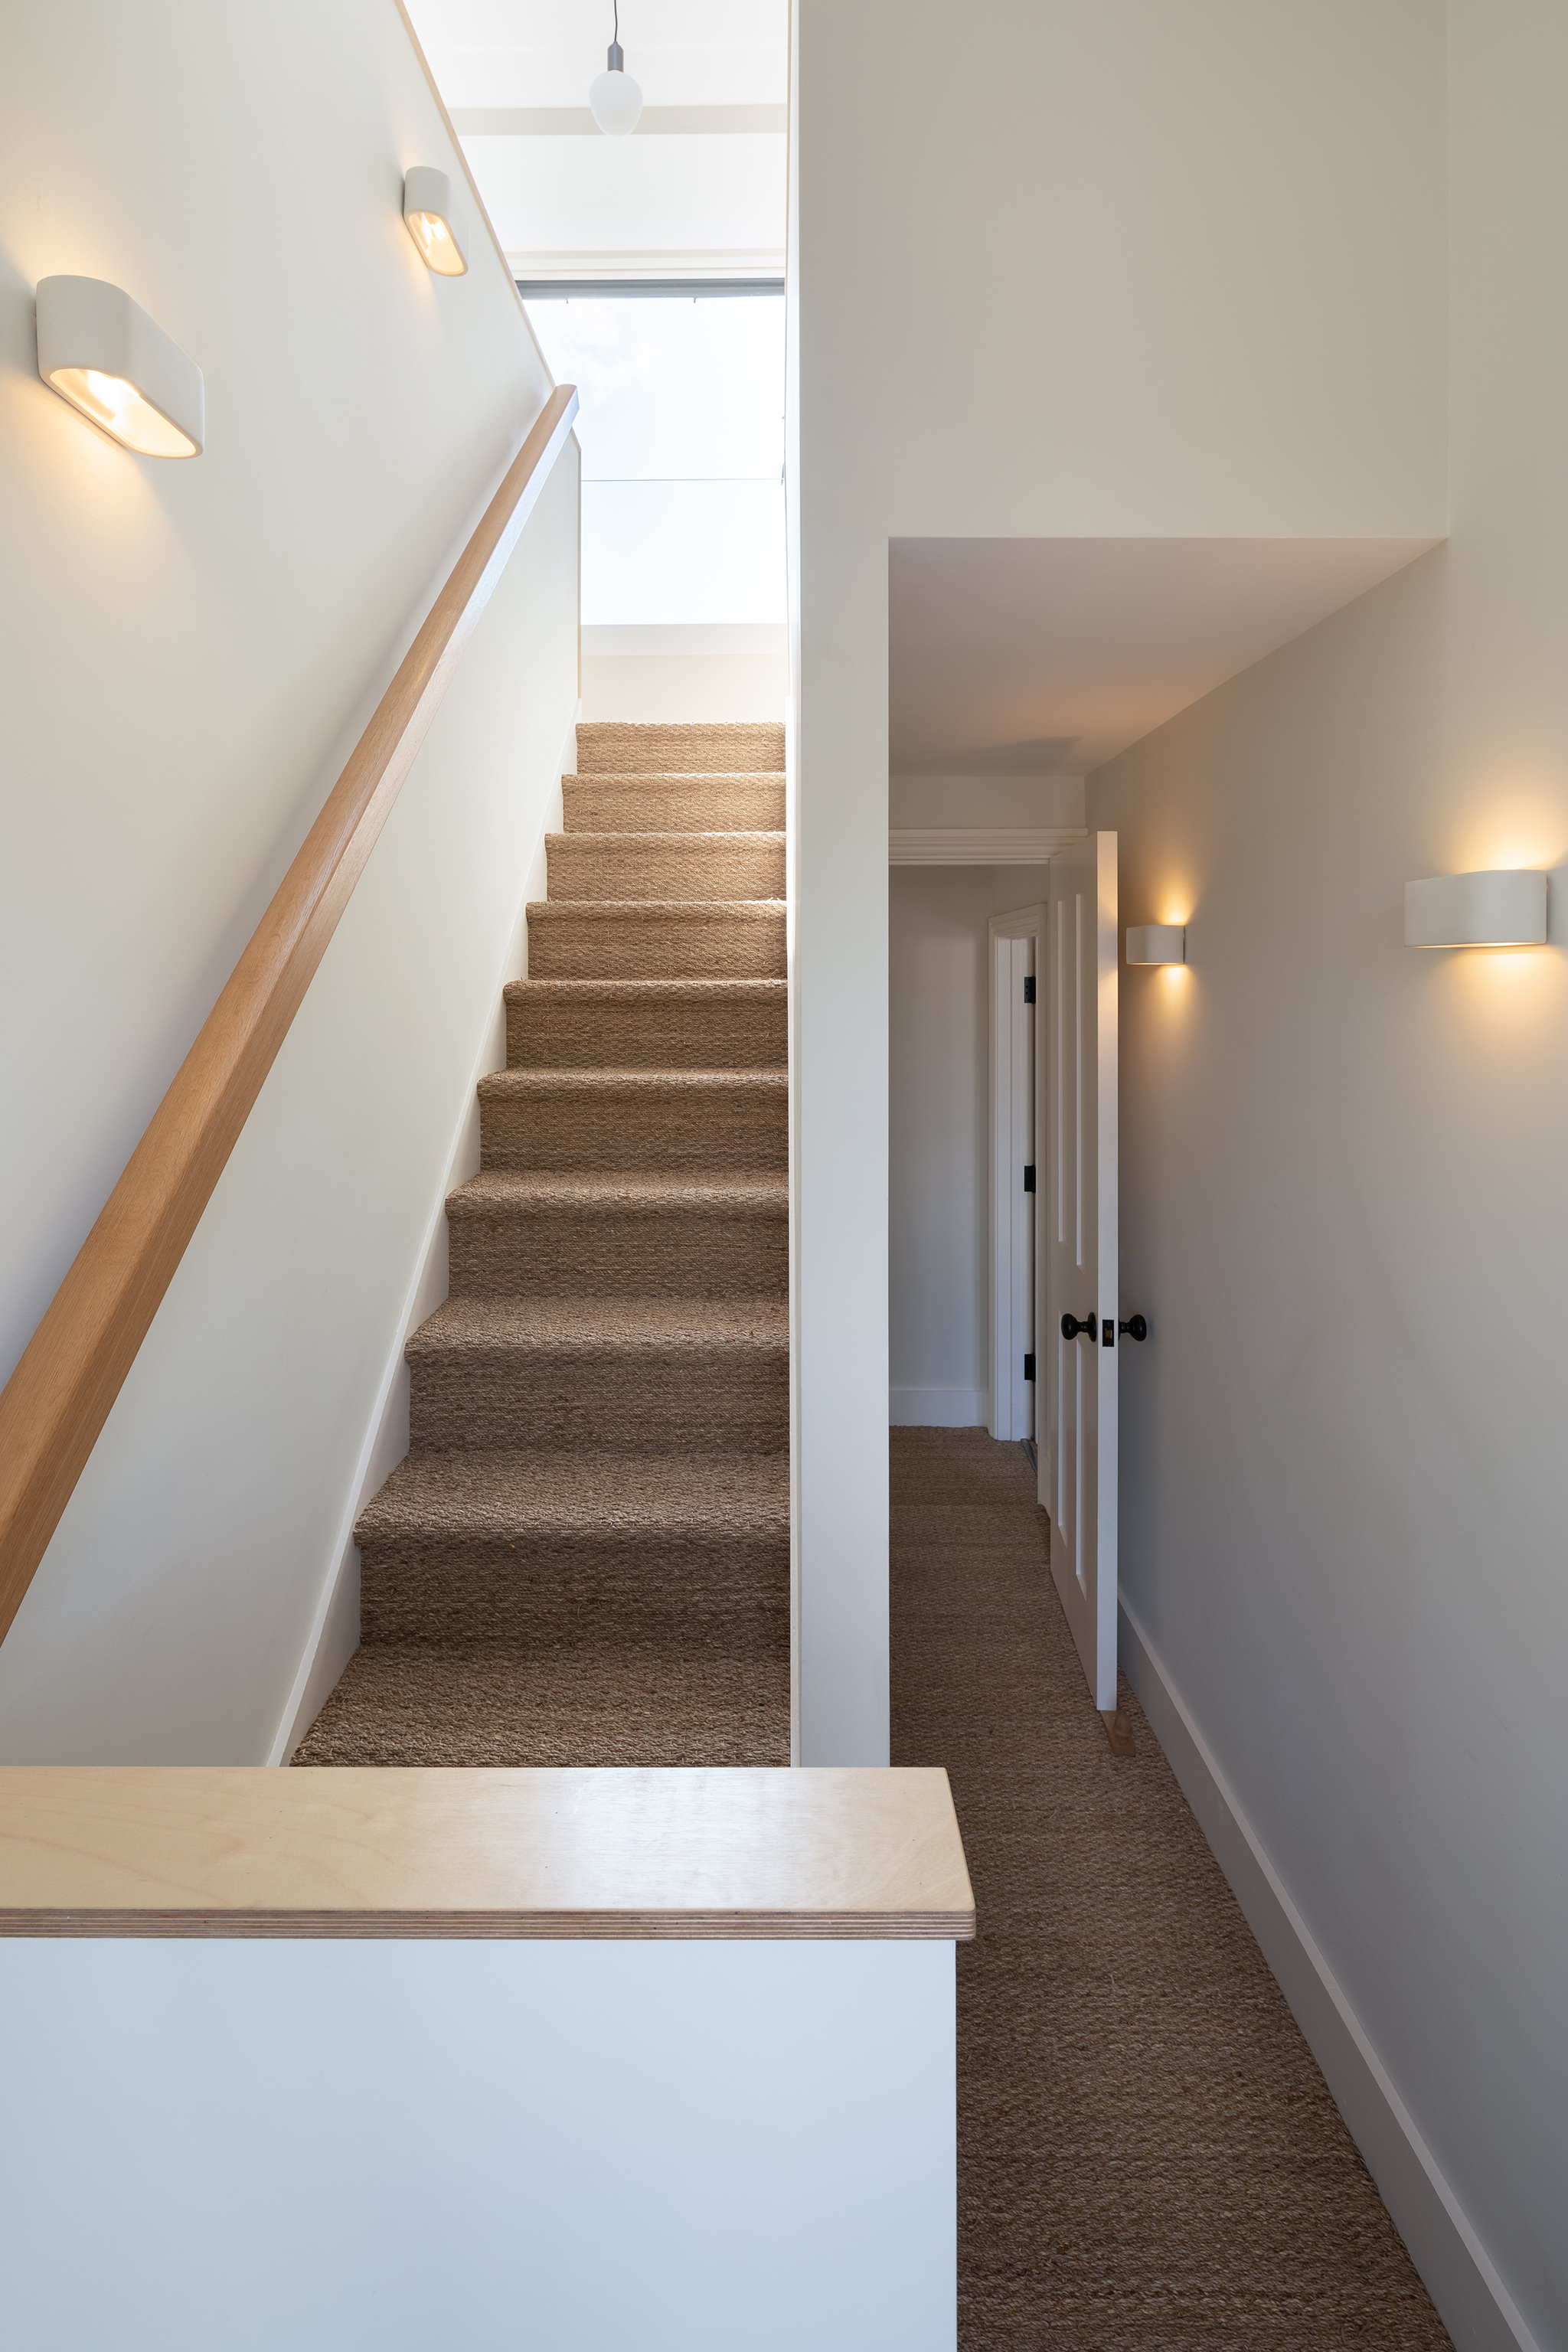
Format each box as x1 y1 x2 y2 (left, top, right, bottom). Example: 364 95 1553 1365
987 906 1044 1443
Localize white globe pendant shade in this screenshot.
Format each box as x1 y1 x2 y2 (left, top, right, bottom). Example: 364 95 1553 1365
590 41 642 136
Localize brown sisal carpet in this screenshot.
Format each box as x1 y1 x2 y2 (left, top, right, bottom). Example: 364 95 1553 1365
294 721 789 1768
890 1426 1452 2351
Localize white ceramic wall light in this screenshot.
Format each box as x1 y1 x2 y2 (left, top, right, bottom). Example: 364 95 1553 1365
403 167 469 276
1404 870 1548 948
35 276 204 457
1125 923 1186 965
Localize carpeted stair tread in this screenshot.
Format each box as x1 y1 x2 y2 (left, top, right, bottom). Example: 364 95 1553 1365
408 1295 787 1357
564 775 785 833
504 978 786 1070
292 1643 790 1768
356 1448 789 1549
478 1067 786 1174
575 720 784 773
448 1168 787 1214
524 898 786 979
546 831 785 901
477 1066 786 1097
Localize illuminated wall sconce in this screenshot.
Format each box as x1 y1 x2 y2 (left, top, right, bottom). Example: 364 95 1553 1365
1125 923 1186 965
1404 870 1548 948
403 167 468 276
35 276 204 457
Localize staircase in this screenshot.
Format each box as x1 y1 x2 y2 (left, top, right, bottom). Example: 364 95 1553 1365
295 720 790 1768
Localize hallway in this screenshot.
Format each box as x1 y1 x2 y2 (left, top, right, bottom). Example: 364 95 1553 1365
890 1428 1452 2350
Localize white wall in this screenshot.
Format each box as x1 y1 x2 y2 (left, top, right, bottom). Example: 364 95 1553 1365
890 778 1084 831
1086 8 1567 2342
789 0 1447 1761
581 623 787 722
0 0 577 1756
0 1936 956 2352
888 867 1052 1427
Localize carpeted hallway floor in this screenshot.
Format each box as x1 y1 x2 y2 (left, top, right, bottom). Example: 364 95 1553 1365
295 720 789 1768
890 1425 1453 2350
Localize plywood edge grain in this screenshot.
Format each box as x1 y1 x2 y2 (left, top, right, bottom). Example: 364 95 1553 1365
0 1907 975 1942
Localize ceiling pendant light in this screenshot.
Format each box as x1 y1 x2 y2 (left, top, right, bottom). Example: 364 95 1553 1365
589 2 642 136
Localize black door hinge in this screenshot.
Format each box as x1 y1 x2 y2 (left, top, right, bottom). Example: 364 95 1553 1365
1023 1164 1036 1192
1023 975 1037 1003
1023 1353 1036 1381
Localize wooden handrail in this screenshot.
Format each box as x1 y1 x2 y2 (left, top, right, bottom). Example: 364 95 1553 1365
0 382 580 1647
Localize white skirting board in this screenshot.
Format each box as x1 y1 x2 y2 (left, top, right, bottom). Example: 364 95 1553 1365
1118 1597 1540 2352
889 1388 990 1428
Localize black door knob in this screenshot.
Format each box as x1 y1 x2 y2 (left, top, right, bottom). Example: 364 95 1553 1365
1060 1312 1097 1341
1119 1315 1148 1342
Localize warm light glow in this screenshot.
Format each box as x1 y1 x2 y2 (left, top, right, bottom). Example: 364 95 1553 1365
1405 870 1548 949
407 208 466 276
47 363 197 458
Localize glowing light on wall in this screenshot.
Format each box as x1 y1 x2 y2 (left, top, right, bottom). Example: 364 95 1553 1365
403 167 468 276
35 276 204 458
1125 923 1186 966
1404 871 1548 949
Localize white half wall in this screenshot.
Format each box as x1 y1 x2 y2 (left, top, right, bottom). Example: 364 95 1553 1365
789 0 1446 1761
581 623 788 723
889 867 1054 1435
0 1937 956 2352
0 0 578 1757
1086 12 1566 2340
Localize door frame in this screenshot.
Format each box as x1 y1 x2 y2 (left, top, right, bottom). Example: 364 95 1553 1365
987 905 1046 1442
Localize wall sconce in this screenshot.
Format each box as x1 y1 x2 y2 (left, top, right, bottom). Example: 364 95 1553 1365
35 276 203 457
1404 870 1548 948
403 167 468 276
1125 923 1186 965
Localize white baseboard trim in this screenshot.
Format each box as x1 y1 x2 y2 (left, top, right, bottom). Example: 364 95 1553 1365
889 826 1086 866
889 1387 990 1428
267 702 580 1767
1118 1596 1540 2352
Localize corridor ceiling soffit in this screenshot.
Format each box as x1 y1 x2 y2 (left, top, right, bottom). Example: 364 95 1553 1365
888 537 1441 778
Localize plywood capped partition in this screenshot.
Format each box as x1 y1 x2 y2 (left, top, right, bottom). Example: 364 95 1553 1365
0 1766 975 1940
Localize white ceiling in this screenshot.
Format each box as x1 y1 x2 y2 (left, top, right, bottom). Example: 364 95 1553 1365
887 538 1441 779
407 0 786 276
407 1 786 111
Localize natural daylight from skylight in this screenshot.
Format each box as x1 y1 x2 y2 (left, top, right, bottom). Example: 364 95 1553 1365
525 293 786 627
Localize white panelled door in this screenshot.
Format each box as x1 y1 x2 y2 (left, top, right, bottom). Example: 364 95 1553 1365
1041 833 1119 1711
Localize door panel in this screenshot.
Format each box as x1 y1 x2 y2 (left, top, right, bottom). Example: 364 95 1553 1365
1041 833 1118 1708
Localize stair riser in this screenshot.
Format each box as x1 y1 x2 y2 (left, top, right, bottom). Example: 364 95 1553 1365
410 1351 789 1452
480 1084 785 1173
564 778 785 834
446 1207 788 1298
357 1545 790 1628
576 721 784 774
507 990 787 1070
360 1557 789 1641
527 907 786 980
547 835 785 903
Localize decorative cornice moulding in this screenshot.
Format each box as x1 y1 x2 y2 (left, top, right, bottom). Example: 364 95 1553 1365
889 827 1089 867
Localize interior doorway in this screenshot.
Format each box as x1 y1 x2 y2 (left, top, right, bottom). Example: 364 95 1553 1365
987 906 1044 1445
